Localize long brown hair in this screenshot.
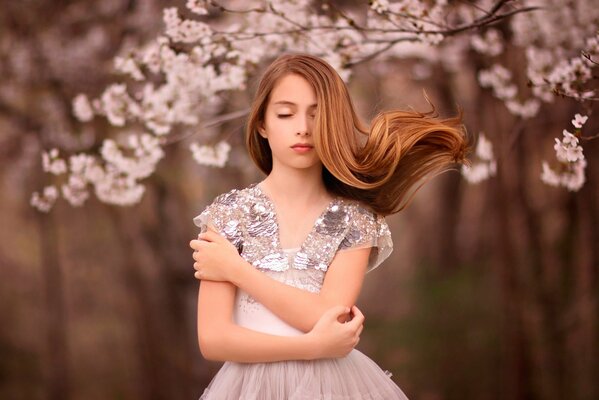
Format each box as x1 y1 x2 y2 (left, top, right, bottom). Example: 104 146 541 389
245 53 474 216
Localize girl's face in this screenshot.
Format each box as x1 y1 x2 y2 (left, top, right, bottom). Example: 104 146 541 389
258 73 321 170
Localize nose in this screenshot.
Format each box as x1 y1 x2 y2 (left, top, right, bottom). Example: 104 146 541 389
296 114 311 135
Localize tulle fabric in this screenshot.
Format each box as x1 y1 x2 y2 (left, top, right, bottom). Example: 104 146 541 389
199 349 409 400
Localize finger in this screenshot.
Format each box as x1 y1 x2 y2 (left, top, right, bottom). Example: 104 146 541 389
348 306 365 328
194 271 202 279
198 230 217 242
189 239 200 250
356 323 363 336
193 262 200 271
325 305 350 320
351 305 364 320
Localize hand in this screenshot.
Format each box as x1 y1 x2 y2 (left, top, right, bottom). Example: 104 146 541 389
189 228 242 282
307 305 364 359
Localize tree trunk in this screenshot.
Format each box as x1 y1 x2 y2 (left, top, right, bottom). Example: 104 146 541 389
38 208 70 400
107 202 188 400
491 152 533 400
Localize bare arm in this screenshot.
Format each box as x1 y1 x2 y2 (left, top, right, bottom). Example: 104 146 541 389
197 276 364 363
228 247 371 333
197 279 319 362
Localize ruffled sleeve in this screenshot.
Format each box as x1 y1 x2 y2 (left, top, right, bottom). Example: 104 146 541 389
337 203 393 273
192 188 244 254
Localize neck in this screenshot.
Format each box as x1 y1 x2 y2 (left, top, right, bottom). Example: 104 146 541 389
260 165 331 205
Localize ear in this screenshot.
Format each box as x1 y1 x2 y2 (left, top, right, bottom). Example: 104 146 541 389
257 122 267 138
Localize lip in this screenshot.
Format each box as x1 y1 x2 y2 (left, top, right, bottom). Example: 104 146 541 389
291 144 313 153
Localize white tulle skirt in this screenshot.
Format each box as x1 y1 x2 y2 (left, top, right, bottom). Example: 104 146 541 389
199 349 409 399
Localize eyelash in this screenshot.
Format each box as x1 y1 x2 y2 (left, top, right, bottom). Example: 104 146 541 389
277 114 315 119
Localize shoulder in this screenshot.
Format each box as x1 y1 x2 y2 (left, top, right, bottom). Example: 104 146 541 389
205 185 266 214
210 186 245 207
339 198 390 240
341 198 378 223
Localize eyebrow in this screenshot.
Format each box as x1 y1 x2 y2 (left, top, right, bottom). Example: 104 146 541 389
273 101 317 108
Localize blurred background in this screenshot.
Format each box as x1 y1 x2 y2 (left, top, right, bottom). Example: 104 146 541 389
0 1 597 400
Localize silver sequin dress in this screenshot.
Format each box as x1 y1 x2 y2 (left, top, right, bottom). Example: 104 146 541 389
193 182 409 400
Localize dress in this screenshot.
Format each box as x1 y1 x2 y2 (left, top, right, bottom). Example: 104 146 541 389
193 182 409 399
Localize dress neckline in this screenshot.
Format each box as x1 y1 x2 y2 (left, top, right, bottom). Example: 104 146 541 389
251 182 340 254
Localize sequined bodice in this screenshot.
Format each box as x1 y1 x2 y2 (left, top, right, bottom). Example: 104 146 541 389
193 182 394 336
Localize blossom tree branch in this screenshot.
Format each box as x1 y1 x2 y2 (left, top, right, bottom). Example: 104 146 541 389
27 0 598 211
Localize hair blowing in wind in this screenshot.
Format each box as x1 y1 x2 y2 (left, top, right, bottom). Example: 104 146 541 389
246 53 475 216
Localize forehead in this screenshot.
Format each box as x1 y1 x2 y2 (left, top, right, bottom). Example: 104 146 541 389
270 74 317 106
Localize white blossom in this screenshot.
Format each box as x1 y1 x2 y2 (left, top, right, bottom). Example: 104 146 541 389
571 113 588 128
475 134 494 161
540 161 561 187
61 175 89 207
100 133 164 179
42 148 67 175
471 29 504 56
94 166 146 206
461 161 497 184
541 121 587 191
461 133 497 184
541 159 586 191
190 140 231 167
99 84 141 126
114 55 145 81
186 0 209 15
72 94 94 122
30 185 59 212
554 129 584 162
42 0 597 210
163 7 212 44
370 0 390 14
479 63 541 119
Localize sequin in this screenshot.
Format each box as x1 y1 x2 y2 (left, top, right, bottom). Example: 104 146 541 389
192 181 394 294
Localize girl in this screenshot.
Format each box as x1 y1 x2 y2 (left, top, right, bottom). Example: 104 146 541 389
189 53 471 399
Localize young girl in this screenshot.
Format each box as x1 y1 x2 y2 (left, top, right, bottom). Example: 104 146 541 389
189 53 471 399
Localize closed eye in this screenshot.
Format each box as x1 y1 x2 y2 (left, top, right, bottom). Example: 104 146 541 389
277 114 292 118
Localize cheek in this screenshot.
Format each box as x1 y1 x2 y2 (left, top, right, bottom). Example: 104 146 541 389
263 117 287 145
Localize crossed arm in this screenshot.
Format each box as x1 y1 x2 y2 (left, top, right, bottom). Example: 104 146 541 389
197 279 318 362
226 247 371 332
196 244 371 362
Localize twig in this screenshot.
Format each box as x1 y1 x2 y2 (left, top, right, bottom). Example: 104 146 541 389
159 107 250 145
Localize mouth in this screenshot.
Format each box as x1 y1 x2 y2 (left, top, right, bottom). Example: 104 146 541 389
291 144 314 149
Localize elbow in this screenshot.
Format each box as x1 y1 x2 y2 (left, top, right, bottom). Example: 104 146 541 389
198 330 224 361
198 335 213 361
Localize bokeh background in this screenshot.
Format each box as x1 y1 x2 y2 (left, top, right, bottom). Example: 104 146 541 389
1 1 597 400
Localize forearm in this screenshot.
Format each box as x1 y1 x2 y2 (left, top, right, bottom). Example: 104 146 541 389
200 322 318 362
229 258 339 333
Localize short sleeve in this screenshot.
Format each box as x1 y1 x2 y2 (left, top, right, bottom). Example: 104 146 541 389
337 205 393 273
192 189 244 254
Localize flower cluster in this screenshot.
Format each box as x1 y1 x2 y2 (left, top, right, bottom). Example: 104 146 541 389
163 7 212 44
32 0 598 211
72 94 94 122
100 133 164 180
511 1 598 104
31 134 165 211
461 133 497 184
190 140 231 168
42 148 67 176
30 186 59 212
186 0 209 16
540 114 588 191
478 64 540 119
470 29 504 57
